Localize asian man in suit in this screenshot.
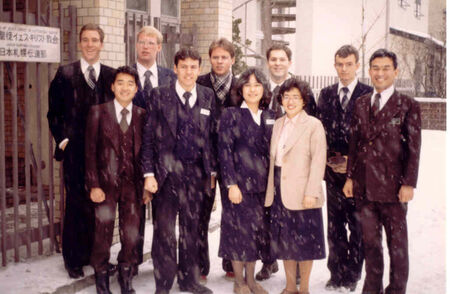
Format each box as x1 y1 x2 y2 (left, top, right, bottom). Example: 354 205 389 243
85 66 146 294
141 48 216 294
317 45 372 292
343 49 421 294
130 25 176 276
47 23 115 279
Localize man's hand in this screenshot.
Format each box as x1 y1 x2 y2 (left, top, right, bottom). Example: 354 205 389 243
143 189 153 205
398 185 414 203
90 187 105 203
303 196 316 208
228 185 243 204
327 155 347 174
211 175 216 189
144 176 158 194
60 140 68 151
343 178 354 198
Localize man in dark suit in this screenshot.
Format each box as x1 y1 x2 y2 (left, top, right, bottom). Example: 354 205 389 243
141 48 215 294
196 37 239 281
47 23 115 279
130 25 176 276
85 66 146 294
343 49 421 294
317 45 372 292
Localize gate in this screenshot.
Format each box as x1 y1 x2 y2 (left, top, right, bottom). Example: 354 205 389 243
0 0 77 266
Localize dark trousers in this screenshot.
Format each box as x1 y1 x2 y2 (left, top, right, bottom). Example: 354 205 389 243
218 182 233 273
62 149 94 269
198 178 216 276
357 200 409 294
90 178 141 272
261 206 275 265
151 162 206 290
136 204 146 265
326 181 363 284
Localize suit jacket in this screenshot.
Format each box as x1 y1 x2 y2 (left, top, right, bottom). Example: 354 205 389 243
47 60 116 161
346 91 421 202
218 107 275 194
317 81 372 184
132 64 177 109
140 82 216 195
265 110 327 210
85 101 146 196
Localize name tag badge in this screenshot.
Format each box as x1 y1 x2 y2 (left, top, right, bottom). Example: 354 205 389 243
390 117 401 125
200 108 210 116
266 119 275 125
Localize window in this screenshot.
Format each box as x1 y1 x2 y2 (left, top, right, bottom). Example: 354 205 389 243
127 0 147 12
162 0 179 17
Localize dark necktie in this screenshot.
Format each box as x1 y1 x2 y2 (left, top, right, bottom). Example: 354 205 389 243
341 87 349 109
144 70 153 94
183 91 192 110
120 108 129 133
372 93 381 117
87 65 96 89
271 85 280 111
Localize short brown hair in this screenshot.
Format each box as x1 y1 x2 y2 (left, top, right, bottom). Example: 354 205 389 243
266 44 292 61
208 38 235 58
334 45 359 63
79 23 105 43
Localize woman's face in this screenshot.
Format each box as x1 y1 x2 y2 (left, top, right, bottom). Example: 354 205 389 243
242 74 264 106
282 87 304 118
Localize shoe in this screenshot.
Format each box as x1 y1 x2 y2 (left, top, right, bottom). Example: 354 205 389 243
325 279 340 290
234 282 251 294
280 289 298 294
95 270 112 294
255 261 279 281
342 281 357 292
155 288 169 294
66 266 84 279
225 271 235 281
118 265 136 294
108 263 118 276
248 282 268 294
179 283 213 294
199 275 207 285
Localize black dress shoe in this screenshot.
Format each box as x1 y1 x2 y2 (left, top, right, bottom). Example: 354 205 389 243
179 283 213 294
342 280 357 292
95 270 112 294
325 279 340 290
255 261 279 281
118 265 136 294
155 289 169 294
66 266 84 279
108 263 118 276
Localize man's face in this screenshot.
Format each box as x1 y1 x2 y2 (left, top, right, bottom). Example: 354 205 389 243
334 54 360 86
111 73 138 105
369 57 398 92
210 47 235 76
79 30 103 64
267 49 292 83
174 58 200 90
136 34 161 66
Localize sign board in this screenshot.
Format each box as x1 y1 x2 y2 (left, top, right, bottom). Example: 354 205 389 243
0 22 60 63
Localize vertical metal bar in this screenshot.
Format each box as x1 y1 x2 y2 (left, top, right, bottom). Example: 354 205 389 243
132 13 137 65
47 0 55 254
58 3 65 239
125 12 129 65
36 0 44 255
24 0 32 258
0 62 7 266
69 6 77 62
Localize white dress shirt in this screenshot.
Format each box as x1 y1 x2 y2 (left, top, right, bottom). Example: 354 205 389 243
241 101 262 125
337 77 358 104
136 61 159 88
371 84 395 111
275 112 300 166
114 99 133 124
175 81 197 107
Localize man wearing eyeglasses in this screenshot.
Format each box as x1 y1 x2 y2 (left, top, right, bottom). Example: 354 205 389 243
131 25 176 276
317 45 372 292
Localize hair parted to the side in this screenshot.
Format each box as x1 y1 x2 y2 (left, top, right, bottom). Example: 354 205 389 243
208 38 235 58
266 43 292 61
231 67 272 110
137 26 163 44
335 45 359 63
79 23 105 43
369 49 398 69
174 47 202 66
113 66 139 85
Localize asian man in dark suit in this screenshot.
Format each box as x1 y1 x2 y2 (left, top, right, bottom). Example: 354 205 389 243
343 49 421 294
130 25 176 276
317 45 372 292
47 23 115 279
141 48 215 294
196 38 240 281
85 66 146 294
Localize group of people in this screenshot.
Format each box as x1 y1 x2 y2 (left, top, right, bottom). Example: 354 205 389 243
47 23 421 294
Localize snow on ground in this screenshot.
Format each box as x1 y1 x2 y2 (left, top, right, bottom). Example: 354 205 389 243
0 130 445 294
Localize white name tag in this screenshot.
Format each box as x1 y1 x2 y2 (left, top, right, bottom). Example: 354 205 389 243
200 108 210 116
266 119 275 125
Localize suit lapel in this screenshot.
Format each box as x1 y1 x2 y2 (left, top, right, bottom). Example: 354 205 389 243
270 116 284 158
132 63 143 90
161 86 178 138
370 91 402 138
194 85 209 132
131 106 142 157
104 101 120 155
283 111 308 154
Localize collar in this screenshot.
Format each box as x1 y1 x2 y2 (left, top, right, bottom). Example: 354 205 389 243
241 101 262 125
270 73 293 91
283 110 302 127
136 61 158 77
175 80 197 107
372 84 395 109
80 58 100 79
113 99 133 122
338 78 358 96
211 71 231 82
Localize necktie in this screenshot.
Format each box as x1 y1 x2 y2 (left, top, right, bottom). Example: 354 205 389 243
183 91 192 110
87 66 96 89
372 93 381 117
144 70 153 94
271 85 280 111
120 108 129 133
341 87 349 109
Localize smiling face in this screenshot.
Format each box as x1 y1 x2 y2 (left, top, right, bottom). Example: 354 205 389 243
369 56 398 93
335 54 360 86
210 47 235 76
267 49 292 83
281 87 304 118
79 30 103 64
242 74 263 108
111 73 138 106
174 58 201 91
136 34 162 67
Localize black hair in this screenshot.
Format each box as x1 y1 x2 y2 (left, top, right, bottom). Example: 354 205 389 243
113 66 139 84
276 77 311 106
174 47 202 66
231 67 271 110
369 49 398 69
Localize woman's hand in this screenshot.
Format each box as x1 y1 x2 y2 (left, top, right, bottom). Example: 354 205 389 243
228 185 243 204
303 195 316 208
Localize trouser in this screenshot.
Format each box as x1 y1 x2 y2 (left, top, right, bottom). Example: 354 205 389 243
198 177 216 276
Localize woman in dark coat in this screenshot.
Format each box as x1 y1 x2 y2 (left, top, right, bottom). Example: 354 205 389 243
218 68 275 294
265 78 327 294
